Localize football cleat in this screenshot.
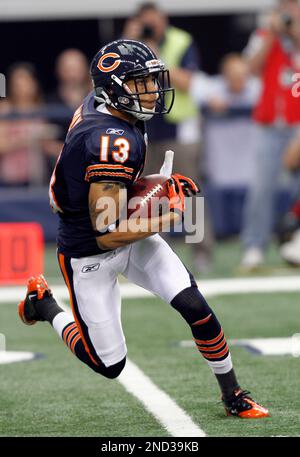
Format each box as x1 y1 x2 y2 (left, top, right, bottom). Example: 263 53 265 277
223 389 269 419
18 274 52 325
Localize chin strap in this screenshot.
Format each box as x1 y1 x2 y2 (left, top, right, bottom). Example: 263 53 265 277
130 105 155 121
94 86 112 107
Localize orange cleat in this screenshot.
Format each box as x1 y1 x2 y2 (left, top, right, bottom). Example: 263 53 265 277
18 274 52 325
223 389 269 419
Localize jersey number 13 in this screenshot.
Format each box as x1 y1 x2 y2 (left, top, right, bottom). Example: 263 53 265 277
100 135 130 163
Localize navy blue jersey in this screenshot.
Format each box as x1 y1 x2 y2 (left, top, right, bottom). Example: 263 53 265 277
49 91 147 258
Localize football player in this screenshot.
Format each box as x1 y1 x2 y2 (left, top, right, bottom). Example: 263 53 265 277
18 39 268 418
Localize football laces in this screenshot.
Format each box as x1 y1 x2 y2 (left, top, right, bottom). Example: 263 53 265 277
140 184 163 206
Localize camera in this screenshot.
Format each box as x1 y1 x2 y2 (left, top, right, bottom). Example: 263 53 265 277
140 25 155 40
281 13 293 28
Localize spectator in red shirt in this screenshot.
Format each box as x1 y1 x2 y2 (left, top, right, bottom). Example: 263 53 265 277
240 0 300 269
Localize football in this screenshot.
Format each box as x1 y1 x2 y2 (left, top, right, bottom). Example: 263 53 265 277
127 174 170 218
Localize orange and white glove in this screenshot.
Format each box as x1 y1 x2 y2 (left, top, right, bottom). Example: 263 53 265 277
167 176 186 216
171 173 200 197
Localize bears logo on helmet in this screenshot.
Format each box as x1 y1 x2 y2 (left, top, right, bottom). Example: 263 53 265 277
97 53 121 73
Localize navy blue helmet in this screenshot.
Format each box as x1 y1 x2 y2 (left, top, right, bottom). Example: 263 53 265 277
90 39 175 121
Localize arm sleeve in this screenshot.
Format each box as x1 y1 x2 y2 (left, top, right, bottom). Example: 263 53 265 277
84 128 138 186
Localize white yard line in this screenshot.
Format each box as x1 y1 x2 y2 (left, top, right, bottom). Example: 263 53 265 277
2 275 300 304
16 297 206 437
197 276 300 296
118 359 206 437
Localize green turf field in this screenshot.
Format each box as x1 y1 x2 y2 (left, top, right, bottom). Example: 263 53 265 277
1 239 300 437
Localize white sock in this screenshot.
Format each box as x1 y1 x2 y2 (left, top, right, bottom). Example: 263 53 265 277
207 353 233 375
52 312 75 339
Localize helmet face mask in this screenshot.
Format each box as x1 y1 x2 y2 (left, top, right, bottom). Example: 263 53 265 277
122 69 174 120
91 40 175 121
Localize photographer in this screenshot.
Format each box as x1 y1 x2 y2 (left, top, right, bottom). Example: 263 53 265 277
240 0 300 270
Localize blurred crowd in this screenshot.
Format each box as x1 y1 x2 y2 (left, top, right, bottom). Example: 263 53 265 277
0 50 92 186
1 0 300 271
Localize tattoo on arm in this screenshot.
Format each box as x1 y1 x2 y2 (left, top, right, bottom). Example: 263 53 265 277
89 181 125 230
102 183 115 191
101 182 125 191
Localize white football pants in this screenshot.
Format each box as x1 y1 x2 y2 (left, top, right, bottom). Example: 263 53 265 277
60 234 193 367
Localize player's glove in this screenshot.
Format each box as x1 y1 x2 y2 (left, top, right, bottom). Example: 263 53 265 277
167 176 186 216
171 173 200 197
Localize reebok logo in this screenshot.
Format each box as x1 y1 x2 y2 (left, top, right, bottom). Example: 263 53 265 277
106 128 124 135
81 263 100 273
